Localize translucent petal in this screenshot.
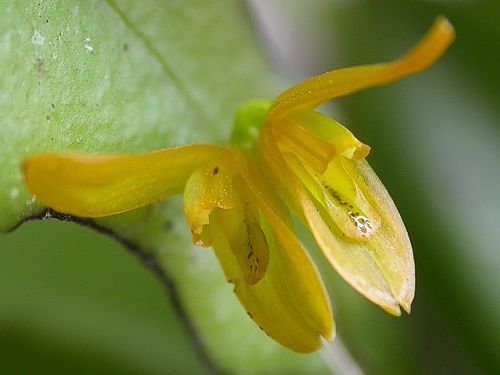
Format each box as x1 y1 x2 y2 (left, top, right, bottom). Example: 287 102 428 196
342 158 415 313
260 126 305 216
273 119 337 174
261 127 413 313
23 144 223 217
210 202 270 285
211 149 334 352
268 16 455 120
300 191 401 315
298 159 415 314
284 153 381 241
183 151 237 246
286 111 370 160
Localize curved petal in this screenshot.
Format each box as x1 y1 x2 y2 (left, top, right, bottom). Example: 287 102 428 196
183 150 237 246
261 126 411 314
213 203 270 285
300 190 401 315
23 144 223 217
268 16 455 120
298 159 415 314
342 158 415 313
183 150 270 284
259 125 305 216
211 149 334 352
285 111 370 160
210 212 331 352
284 153 381 241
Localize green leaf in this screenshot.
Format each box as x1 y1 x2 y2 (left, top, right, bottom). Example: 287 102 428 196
0 1 329 373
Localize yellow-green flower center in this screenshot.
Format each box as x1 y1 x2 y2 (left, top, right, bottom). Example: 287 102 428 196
230 99 271 149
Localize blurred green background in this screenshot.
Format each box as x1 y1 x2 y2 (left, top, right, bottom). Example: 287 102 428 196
1 0 499 374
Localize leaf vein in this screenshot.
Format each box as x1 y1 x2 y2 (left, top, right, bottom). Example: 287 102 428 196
105 0 211 125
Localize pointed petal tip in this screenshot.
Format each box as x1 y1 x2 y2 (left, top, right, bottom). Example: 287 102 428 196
323 322 336 343
384 300 413 316
320 331 336 350
295 327 336 353
295 325 336 353
395 273 415 315
400 301 412 315
384 304 402 317
384 282 415 316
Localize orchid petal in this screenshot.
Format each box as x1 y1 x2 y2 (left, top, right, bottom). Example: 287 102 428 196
208 202 270 285
261 126 411 314
211 149 334 352
268 16 455 120
286 111 370 160
298 158 415 314
284 153 381 241
210 210 332 352
23 144 223 217
183 151 237 246
301 190 401 315
342 158 415 313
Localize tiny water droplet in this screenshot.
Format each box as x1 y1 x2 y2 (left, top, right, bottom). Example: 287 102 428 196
84 37 93 54
31 31 45 45
25 195 37 205
348 211 373 238
9 188 19 199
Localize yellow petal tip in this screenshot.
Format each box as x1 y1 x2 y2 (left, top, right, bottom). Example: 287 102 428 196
401 301 412 315
399 16 455 75
267 16 455 120
383 304 402 317
323 323 336 343
434 16 456 41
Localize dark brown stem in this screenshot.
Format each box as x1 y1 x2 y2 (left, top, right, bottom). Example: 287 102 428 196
7 208 221 375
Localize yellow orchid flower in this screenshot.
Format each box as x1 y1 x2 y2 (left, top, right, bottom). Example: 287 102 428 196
22 17 454 353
